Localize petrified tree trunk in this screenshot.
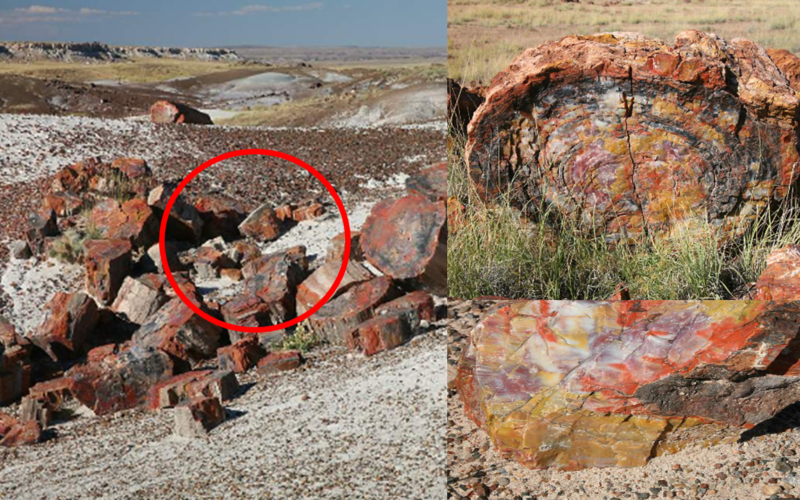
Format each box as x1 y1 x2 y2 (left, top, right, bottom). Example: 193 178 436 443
457 300 800 470
466 31 800 242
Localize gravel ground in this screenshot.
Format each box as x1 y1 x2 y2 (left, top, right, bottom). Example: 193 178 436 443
0 325 446 499
447 299 800 500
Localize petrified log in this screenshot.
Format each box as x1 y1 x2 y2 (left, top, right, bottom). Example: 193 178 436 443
752 245 800 299
457 300 800 470
361 194 447 295
295 259 374 314
150 100 213 125
88 198 158 248
195 196 246 241
217 337 265 373
111 276 169 325
243 252 307 324
345 313 413 356
257 350 302 374
174 396 225 437
466 31 800 241
239 204 281 242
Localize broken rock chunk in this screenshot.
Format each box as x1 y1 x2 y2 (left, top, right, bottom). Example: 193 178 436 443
8 240 32 260
458 300 800 470
257 350 302 374
148 184 204 242
111 276 169 325
174 396 225 437
375 290 435 330
195 196 247 241
221 293 272 337
361 194 446 295
88 198 158 248
326 231 363 263
31 292 99 361
752 245 800 299
346 313 413 356
133 297 223 367
308 276 400 344
292 203 325 221
150 100 213 125
239 203 281 242
43 192 84 217
84 239 132 306
296 259 374 314
244 252 307 325
217 337 266 373
0 415 41 447
69 345 173 415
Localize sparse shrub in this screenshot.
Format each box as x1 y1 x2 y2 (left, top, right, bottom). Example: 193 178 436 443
270 321 321 353
48 229 87 264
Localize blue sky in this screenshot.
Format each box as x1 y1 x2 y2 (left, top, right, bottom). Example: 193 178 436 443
0 1 444 47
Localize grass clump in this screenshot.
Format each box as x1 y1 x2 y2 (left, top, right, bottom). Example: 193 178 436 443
48 229 88 264
447 124 800 301
270 322 321 353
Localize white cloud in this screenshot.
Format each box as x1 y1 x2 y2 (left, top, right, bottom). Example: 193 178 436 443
14 5 66 14
196 2 323 17
0 5 138 24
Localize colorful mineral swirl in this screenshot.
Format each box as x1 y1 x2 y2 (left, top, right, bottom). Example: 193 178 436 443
457 301 800 470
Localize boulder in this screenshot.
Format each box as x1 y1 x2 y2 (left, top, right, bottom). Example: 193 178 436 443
238 204 281 242
148 184 204 242
217 337 265 373
345 313 414 356
195 196 247 241
84 239 132 305
257 350 302 374
465 31 800 242
295 260 374 314
150 100 213 125
31 292 99 361
752 245 800 299
174 396 225 437
133 297 223 367
69 345 173 415
457 300 800 469
111 276 169 325
406 162 446 202
308 276 400 344
447 78 485 136
361 194 446 295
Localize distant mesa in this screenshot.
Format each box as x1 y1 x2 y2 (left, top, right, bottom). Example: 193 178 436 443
0 41 241 63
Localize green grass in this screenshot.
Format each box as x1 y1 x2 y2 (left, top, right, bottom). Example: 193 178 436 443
447 124 800 300
270 322 321 353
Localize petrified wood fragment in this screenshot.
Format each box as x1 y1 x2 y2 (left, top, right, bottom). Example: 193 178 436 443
295 259 374 314
752 245 800 299
466 31 800 241
150 100 213 125
84 239 132 305
457 300 800 470
361 194 446 295
32 292 99 361
406 162 447 202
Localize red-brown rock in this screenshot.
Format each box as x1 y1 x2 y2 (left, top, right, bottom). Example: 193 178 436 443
296 260 374 314
292 203 325 221
406 162 446 202
466 31 800 242
243 252 307 324
25 209 58 253
0 325 31 405
150 100 213 125
69 345 173 415
220 293 272 335
239 204 281 242
0 417 41 447
111 275 169 325
31 292 99 361
148 184 204 241
375 290 435 328
149 369 213 409
84 239 132 305
217 337 265 373
257 350 302 374
195 196 247 241
769 48 800 92
174 396 225 437
361 194 446 295
326 231 363 263
110 157 151 180
43 192 84 217
308 276 400 344
133 297 223 367
346 313 413 356
752 245 800 299
88 198 158 248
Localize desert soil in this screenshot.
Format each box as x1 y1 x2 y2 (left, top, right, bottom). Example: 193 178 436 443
447 299 800 500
